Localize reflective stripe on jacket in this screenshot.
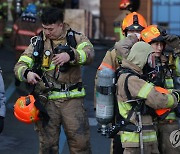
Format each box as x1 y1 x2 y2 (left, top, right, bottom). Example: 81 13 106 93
117 59 178 147
14 23 94 99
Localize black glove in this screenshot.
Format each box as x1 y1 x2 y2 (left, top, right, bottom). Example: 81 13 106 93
0 116 4 133
163 34 178 42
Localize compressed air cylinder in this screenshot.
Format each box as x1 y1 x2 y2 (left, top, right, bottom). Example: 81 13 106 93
96 68 115 125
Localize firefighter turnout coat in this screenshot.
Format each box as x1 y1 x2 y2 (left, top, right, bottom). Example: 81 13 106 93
116 42 178 148
14 23 94 100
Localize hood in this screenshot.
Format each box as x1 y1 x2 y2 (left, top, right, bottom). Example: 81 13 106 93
127 41 153 69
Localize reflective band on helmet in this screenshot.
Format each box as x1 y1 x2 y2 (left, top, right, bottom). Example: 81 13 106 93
77 42 92 64
138 82 153 98
166 94 175 108
17 66 27 81
48 88 86 99
121 131 157 143
165 111 176 120
165 78 174 89
118 101 132 119
18 55 34 68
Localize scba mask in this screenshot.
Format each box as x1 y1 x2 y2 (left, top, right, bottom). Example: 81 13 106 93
143 52 165 86
127 32 141 40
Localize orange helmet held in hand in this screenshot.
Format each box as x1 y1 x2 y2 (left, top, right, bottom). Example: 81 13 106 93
14 95 40 124
141 25 165 44
122 12 147 33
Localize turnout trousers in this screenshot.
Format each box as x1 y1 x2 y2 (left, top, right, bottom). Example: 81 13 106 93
35 97 91 154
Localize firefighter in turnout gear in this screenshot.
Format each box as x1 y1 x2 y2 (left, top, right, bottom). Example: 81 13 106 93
116 41 179 154
141 25 180 154
95 12 147 154
114 0 140 40
14 7 94 154
12 3 42 61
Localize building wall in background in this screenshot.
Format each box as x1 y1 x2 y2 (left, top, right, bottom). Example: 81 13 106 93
100 0 152 39
153 0 180 35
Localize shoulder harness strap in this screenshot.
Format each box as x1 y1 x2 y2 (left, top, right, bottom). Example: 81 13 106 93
66 28 80 48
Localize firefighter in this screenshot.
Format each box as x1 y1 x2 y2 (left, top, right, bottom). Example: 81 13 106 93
0 67 6 134
116 41 180 154
14 7 94 153
141 25 180 154
0 0 8 47
95 12 147 154
12 3 42 61
98 12 147 76
114 0 140 40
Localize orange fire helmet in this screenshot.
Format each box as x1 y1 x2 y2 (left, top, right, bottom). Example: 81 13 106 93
14 95 40 124
140 25 165 44
122 12 147 33
119 0 130 9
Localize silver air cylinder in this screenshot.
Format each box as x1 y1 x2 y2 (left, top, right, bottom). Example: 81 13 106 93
96 68 115 126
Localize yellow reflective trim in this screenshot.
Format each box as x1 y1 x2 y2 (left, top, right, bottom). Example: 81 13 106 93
0 36 3 42
121 132 139 143
48 88 86 99
175 57 180 76
142 131 157 142
166 94 175 108
18 56 34 68
165 111 176 120
17 66 27 81
118 101 132 119
121 131 157 143
77 42 92 64
2 2 8 7
114 27 120 33
165 78 174 89
42 63 55 71
138 83 153 98
114 27 125 40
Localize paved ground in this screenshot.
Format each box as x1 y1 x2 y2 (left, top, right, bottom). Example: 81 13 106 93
0 38 115 154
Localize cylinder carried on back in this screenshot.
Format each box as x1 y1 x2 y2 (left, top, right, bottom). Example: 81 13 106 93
96 68 115 135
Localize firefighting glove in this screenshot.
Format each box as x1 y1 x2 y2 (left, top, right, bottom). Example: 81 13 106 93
163 34 179 48
0 116 4 133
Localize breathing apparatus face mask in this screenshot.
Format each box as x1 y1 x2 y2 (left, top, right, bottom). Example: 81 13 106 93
127 32 141 40
143 52 164 86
